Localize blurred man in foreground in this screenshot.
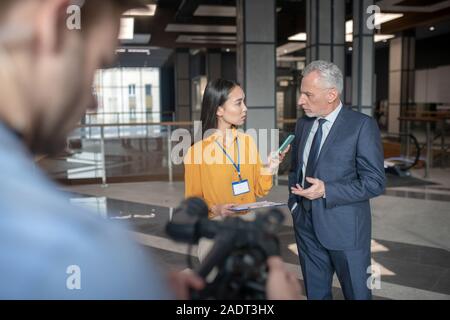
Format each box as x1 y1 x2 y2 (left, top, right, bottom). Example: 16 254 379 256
0 0 301 299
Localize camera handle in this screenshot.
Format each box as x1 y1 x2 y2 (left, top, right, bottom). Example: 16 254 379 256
195 231 237 279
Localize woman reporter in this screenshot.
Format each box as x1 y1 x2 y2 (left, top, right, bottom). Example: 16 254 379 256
183 79 289 261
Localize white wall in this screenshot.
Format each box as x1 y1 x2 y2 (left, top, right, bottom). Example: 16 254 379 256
415 65 450 104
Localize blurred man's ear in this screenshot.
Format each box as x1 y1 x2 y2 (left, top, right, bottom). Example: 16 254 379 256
35 0 72 54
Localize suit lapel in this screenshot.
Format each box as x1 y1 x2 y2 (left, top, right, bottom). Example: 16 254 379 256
314 106 347 170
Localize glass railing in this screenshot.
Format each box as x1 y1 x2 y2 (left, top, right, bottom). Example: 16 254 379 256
38 116 297 186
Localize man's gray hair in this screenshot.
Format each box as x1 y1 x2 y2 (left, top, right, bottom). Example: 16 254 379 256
302 60 343 94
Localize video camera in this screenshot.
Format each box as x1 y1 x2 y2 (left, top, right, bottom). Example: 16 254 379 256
166 197 284 300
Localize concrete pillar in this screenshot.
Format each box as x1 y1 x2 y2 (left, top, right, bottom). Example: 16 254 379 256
306 0 346 73
206 49 222 82
236 0 276 155
351 0 375 116
388 32 415 134
174 49 191 121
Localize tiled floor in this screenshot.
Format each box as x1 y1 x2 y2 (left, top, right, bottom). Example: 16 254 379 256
65 167 450 300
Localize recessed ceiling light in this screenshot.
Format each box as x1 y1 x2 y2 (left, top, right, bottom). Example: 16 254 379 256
123 4 156 16
226 48 231 52
276 42 306 56
194 5 236 17
127 48 151 55
345 34 395 43
288 32 307 41
373 13 404 26
429 26 435 31
118 18 134 40
374 34 395 42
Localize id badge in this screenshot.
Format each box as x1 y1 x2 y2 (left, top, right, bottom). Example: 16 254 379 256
232 179 250 196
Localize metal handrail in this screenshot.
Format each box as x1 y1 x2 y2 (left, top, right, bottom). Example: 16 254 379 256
383 132 421 171
77 121 193 128
85 111 175 115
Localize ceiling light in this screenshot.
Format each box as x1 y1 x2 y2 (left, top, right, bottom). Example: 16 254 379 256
346 20 353 34
118 18 134 40
276 42 306 56
374 13 404 26
123 4 156 16
288 32 307 41
277 56 306 62
374 34 395 42
429 26 435 31
345 33 394 43
127 48 151 55
345 13 404 34
194 5 236 17
166 24 236 33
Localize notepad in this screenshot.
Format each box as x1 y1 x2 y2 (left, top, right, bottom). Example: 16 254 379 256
229 201 286 212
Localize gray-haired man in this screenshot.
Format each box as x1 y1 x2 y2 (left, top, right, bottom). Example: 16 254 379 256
288 60 386 300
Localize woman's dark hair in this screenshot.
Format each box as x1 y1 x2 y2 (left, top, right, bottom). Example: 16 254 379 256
200 78 238 136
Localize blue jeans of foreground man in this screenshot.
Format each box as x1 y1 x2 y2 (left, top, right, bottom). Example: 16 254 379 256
293 206 372 300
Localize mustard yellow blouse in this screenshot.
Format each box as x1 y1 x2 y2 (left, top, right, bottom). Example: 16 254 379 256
184 128 273 218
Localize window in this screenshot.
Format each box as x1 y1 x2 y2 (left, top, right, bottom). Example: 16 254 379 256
93 68 161 122
145 84 152 96
128 84 136 96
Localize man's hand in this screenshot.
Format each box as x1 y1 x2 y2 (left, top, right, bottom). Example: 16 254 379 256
266 256 303 300
290 177 325 200
167 269 205 300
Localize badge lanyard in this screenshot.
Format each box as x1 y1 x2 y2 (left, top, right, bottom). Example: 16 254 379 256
215 137 242 181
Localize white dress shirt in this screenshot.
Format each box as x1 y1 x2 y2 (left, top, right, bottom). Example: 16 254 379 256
301 102 342 187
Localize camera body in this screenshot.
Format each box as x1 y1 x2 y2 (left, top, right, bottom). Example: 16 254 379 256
166 197 284 300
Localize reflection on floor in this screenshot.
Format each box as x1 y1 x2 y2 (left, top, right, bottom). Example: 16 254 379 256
65 167 450 300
